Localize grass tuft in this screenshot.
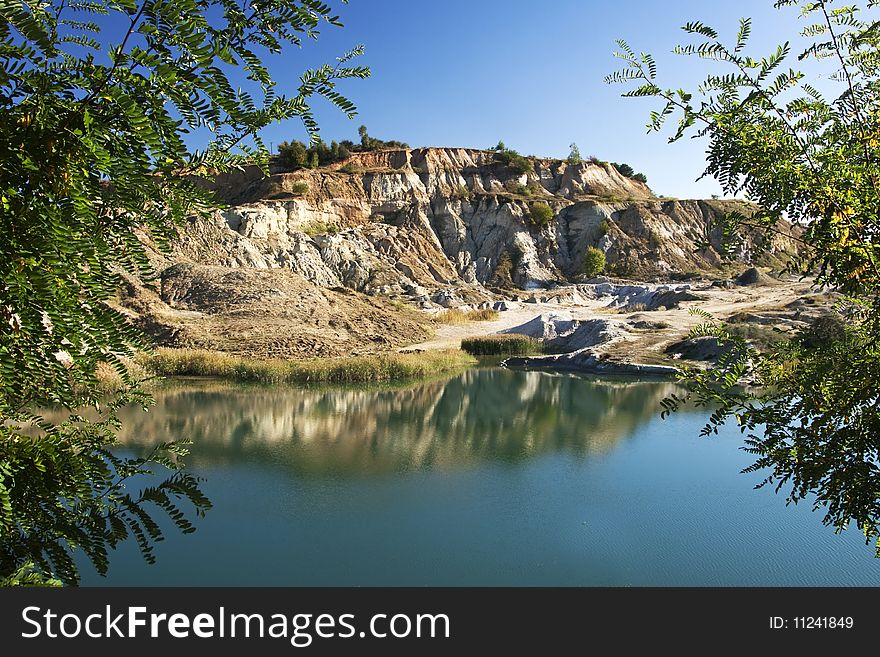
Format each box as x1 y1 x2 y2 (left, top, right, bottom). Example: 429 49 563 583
433 308 500 324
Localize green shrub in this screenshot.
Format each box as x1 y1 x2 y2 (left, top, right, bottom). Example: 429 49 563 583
290 181 309 196
612 162 649 184
356 125 409 151
301 220 335 236
460 335 545 356
277 140 309 169
568 142 582 165
276 127 409 172
339 163 360 174
581 246 606 277
613 162 635 177
494 145 532 174
504 180 531 196
598 219 611 236
529 202 554 226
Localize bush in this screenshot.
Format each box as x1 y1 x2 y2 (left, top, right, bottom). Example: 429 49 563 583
801 314 847 349
460 335 545 356
504 180 531 196
301 220 336 236
529 202 554 226
290 181 309 196
355 125 409 151
598 219 611 236
568 142 582 165
277 140 309 168
613 162 635 177
339 163 360 174
494 145 532 174
276 126 409 172
612 161 648 184
582 246 606 277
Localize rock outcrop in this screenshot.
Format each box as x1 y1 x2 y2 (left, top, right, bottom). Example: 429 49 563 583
124 147 801 357
186 147 797 302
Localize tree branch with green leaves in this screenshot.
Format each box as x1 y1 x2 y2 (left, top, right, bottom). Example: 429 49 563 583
609 0 880 555
0 0 369 585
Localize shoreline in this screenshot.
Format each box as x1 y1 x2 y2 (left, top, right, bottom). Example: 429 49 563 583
118 275 823 387
501 350 679 379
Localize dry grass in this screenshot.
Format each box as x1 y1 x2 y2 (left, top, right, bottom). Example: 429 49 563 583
140 348 476 384
460 334 545 356
94 359 153 393
433 308 500 324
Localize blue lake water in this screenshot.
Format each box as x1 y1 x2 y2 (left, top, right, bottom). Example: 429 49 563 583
81 367 880 586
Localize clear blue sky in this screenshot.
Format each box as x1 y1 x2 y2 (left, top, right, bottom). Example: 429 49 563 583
251 0 833 199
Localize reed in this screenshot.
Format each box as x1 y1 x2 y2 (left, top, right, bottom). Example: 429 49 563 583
433 308 500 324
460 335 545 356
140 348 476 384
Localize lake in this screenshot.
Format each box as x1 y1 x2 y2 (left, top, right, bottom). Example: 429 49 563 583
81 367 880 586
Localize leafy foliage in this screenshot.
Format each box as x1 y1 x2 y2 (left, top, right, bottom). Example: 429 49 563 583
353 124 408 151
528 202 554 226
581 246 606 277
276 125 408 171
568 142 582 164
0 0 368 584
493 143 532 174
609 1 880 553
612 161 649 184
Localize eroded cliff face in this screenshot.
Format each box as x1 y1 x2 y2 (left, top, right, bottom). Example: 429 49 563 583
182 147 795 305
125 147 798 356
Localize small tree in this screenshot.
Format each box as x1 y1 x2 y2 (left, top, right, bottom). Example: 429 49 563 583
358 124 371 149
495 146 532 174
613 162 635 177
278 140 309 170
529 202 554 226
568 143 582 164
581 247 606 277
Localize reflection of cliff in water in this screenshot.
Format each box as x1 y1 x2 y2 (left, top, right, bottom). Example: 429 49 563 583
115 368 686 476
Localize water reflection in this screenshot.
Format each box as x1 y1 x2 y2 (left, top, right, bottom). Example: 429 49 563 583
115 368 686 475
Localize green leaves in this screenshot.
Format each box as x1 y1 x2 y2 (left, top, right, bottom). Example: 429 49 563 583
1 0 368 585
610 0 880 556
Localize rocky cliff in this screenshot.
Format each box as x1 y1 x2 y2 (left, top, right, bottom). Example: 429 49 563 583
125 147 799 356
